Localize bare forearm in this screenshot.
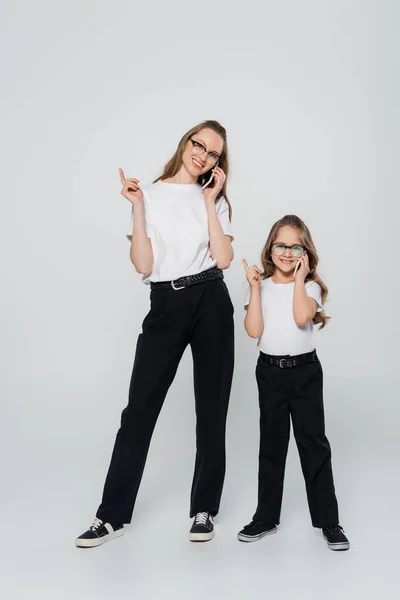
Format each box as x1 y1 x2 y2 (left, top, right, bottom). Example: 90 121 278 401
206 204 233 269
245 288 264 338
129 203 154 273
293 280 316 326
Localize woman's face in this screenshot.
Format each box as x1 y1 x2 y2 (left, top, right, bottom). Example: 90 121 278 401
271 226 305 274
182 128 224 179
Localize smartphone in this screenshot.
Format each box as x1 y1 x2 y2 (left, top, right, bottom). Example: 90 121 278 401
293 260 300 277
202 159 220 190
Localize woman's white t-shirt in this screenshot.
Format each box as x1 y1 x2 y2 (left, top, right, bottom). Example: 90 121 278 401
127 181 233 284
244 278 322 356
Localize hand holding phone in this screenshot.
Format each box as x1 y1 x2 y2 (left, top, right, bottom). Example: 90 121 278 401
293 253 310 280
202 160 220 189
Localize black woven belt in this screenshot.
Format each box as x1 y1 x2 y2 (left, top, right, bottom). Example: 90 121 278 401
260 350 318 369
150 267 224 291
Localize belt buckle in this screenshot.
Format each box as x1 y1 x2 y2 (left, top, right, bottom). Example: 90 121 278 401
279 358 286 368
171 279 185 291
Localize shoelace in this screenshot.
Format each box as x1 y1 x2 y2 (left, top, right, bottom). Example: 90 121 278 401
324 525 344 535
195 512 210 526
90 518 103 531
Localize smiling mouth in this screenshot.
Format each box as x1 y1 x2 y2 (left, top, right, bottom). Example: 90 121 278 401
279 258 294 265
192 158 204 169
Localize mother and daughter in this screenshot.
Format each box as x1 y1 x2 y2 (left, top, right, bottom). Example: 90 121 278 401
76 120 350 552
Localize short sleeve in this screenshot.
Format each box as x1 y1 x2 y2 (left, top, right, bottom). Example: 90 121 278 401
126 197 151 241
306 281 322 312
244 283 251 310
215 196 233 240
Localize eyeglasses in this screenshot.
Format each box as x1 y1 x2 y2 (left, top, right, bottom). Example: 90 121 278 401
271 243 305 258
189 138 221 164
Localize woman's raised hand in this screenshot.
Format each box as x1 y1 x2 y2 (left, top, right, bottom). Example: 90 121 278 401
119 168 144 205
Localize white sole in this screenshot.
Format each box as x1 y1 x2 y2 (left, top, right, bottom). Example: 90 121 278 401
238 526 278 543
75 528 124 548
189 531 215 542
323 534 350 551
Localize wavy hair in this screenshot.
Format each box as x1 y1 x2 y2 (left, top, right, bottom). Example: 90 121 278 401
154 120 232 220
260 215 330 328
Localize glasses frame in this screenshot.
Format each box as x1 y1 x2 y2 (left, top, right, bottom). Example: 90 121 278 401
271 243 306 258
189 137 221 165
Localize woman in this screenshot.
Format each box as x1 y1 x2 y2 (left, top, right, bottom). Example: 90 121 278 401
76 120 235 547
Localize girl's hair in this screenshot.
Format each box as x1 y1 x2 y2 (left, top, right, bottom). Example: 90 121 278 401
260 214 330 329
154 120 232 220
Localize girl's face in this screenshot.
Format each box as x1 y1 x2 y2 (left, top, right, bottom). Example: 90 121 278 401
182 128 223 179
271 226 305 274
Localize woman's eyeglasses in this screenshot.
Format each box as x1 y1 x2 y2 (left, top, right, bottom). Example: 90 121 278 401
189 138 220 164
271 244 305 258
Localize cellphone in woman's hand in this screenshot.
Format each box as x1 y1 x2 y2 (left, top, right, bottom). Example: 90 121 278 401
202 160 220 190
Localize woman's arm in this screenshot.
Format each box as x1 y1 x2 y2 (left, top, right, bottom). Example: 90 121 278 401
120 168 154 274
129 202 154 274
203 167 233 269
206 203 234 269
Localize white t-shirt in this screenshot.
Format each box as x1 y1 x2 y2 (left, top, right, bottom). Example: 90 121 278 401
244 278 322 356
127 181 233 284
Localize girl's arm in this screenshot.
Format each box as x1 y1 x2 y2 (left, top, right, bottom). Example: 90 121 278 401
293 280 318 326
245 287 264 338
243 259 264 338
292 253 317 326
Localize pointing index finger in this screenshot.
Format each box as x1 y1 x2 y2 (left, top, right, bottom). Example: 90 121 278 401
242 258 250 273
119 168 126 184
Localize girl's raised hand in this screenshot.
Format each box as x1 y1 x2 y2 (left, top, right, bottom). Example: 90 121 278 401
243 259 262 288
119 168 144 205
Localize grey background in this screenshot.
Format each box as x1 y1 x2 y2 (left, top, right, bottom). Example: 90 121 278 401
1 0 399 598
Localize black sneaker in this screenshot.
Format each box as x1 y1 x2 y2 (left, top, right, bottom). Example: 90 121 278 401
322 525 350 551
75 518 124 548
237 520 277 543
189 512 214 542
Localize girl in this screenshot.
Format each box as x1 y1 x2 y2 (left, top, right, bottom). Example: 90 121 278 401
238 215 349 551
76 120 235 547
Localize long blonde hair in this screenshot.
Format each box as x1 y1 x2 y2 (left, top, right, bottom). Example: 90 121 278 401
261 215 330 329
154 120 232 220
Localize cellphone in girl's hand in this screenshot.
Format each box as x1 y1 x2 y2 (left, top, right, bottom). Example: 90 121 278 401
293 260 300 277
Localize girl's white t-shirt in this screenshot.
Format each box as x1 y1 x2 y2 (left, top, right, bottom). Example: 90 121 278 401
127 181 233 284
244 277 322 356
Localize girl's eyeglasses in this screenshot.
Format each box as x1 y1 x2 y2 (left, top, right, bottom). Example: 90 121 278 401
189 138 220 164
271 244 305 258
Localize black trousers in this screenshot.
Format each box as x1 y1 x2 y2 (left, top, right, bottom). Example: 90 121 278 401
253 352 339 528
96 278 234 524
